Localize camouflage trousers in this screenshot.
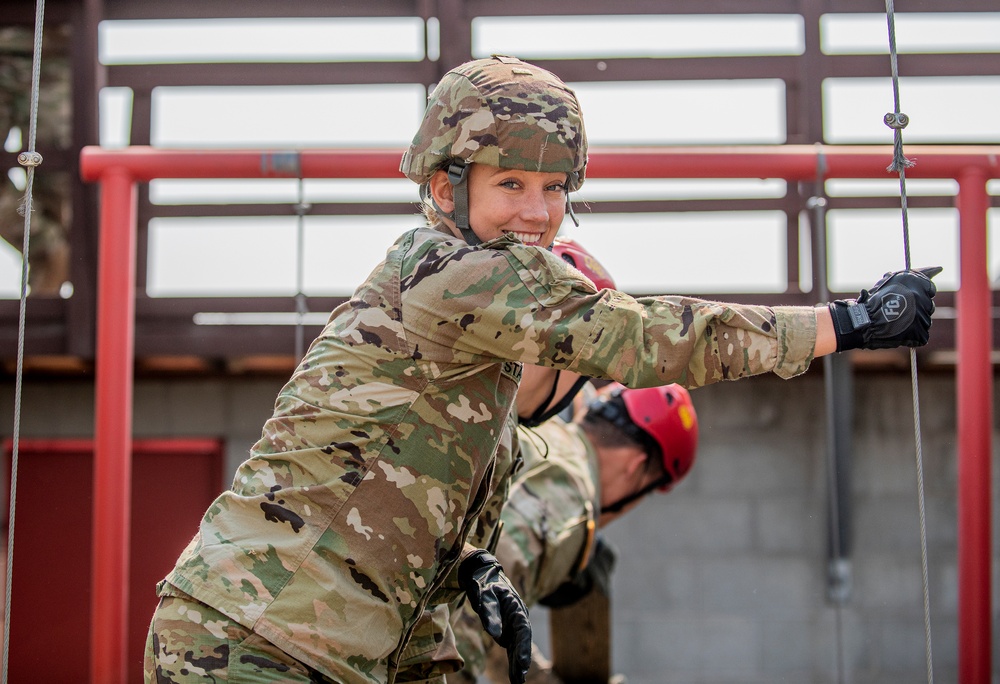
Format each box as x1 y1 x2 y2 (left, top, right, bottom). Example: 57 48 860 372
144 593 335 683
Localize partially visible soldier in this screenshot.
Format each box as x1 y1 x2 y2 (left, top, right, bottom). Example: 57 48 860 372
516 237 617 430
0 23 72 295
449 382 699 684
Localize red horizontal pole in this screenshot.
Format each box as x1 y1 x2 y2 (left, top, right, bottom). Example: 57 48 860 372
80 144 1000 182
588 145 1000 180
80 147 406 182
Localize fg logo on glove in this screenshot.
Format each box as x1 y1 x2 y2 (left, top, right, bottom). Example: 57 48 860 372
881 293 907 321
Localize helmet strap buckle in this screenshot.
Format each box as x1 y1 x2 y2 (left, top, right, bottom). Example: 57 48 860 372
445 161 479 246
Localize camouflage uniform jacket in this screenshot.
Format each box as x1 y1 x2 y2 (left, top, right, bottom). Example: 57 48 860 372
450 418 600 683
161 224 817 683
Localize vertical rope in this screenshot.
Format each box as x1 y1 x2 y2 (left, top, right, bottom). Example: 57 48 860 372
4 2 46 680
883 3 934 682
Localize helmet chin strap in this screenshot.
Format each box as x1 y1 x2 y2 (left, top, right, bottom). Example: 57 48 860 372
446 161 480 246
420 161 480 246
600 473 672 515
565 197 579 228
520 372 592 429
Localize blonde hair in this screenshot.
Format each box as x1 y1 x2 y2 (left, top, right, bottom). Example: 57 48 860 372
419 184 442 226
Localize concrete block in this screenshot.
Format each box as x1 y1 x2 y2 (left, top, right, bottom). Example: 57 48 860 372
606 495 753 557
697 438 821 497
21 379 94 436
133 379 227 434
873 616 934 673
611 556 701 612
853 554 925 614
756 495 826 554
612 613 759 677
854 495 925 552
699 556 817 616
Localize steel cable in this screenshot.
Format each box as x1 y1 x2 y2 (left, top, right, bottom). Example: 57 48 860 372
883 3 934 682
3 1 47 681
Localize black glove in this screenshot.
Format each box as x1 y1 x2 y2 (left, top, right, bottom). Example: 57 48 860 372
539 535 617 608
458 550 532 684
829 266 940 352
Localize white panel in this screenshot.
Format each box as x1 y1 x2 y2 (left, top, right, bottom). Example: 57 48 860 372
823 77 1000 143
822 13 1000 54
825 179 957 197
564 211 787 293
572 80 786 145
302 215 422 295
99 18 425 64
149 178 419 205
0 240 22 299
573 179 786 202
99 87 133 149
826 208 958 292
151 84 426 147
474 15 804 58
147 214 419 297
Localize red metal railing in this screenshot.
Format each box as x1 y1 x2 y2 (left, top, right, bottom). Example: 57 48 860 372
80 144 998 683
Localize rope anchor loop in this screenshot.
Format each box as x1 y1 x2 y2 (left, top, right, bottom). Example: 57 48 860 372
883 112 909 129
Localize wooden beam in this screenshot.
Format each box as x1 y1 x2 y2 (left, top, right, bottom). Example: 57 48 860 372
549 587 611 684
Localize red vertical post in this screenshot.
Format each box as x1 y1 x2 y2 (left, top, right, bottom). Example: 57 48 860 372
956 168 992 684
90 169 137 684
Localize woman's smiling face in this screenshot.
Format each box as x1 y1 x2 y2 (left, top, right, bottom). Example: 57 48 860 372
431 163 569 247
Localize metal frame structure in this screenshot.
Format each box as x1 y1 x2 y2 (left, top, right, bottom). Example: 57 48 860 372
81 143 996 683
1 1 998 682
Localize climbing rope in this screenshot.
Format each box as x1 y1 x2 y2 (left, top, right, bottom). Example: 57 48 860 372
4 2 47 680
883 3 934 682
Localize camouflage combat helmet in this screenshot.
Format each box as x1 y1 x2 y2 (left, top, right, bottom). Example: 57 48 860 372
400 54 587 244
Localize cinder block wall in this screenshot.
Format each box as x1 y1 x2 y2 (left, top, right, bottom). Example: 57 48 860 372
1 369 994 683
601 370 987 684
0 376 285 482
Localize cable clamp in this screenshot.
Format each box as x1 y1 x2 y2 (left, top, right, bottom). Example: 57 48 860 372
883 112 909 129
17 151 42 167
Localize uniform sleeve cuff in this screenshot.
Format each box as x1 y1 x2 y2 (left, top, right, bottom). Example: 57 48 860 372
773 306 817 379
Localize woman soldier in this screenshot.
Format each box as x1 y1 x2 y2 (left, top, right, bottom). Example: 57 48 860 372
146 54 937 684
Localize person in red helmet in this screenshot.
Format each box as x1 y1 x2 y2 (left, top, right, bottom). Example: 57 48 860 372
448 382 699 684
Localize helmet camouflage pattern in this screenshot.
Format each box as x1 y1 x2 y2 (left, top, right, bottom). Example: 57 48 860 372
400 54 588 191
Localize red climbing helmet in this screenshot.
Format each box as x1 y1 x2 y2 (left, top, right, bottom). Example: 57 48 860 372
618 383 699 491
551 237 616 291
